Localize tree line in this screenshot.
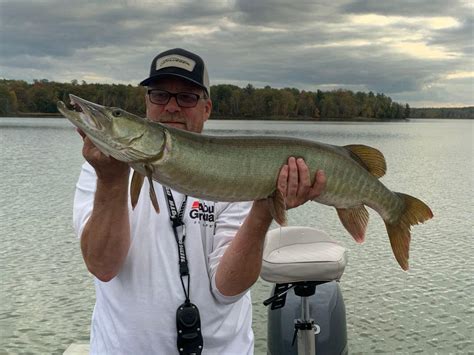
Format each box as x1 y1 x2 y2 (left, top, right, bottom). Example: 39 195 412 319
0 79 147 116
409 107 473 119
0 78 470 120
211 84 410 120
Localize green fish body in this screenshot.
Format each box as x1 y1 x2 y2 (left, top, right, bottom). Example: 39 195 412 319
58 95 433 270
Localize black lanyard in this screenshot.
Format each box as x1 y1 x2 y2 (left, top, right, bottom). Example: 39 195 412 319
163 186 190 302
163 187 204 355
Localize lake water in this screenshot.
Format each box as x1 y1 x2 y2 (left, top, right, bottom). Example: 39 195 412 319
1 117 472 354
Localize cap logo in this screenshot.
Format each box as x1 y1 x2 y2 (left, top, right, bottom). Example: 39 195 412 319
156 54 196 72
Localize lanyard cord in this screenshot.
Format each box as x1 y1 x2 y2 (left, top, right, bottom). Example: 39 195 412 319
163 186 190 303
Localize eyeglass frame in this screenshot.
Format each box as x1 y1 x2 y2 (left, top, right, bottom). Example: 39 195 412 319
147 89 208 108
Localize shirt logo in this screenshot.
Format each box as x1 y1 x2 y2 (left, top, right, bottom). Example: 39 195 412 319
189 200 215 224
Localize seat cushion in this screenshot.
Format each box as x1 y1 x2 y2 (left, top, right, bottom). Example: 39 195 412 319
260 226 347 283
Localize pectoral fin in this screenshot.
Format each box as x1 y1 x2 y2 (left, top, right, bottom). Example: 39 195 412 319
130 170 145 209
336 205 369 243
144 164 160 213
267 189 287 226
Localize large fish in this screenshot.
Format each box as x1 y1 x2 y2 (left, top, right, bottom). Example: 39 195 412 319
58 94 433 270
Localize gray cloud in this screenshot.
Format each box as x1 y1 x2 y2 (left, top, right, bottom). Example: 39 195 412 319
0 0 472 107
0 1 150 58
429 14 474 55
234 0 346 26
342 0 465 17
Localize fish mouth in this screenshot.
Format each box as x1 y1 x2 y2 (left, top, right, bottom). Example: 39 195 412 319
71 94 112 131
58 94 111 131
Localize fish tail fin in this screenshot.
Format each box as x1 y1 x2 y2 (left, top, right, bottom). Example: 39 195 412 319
385 193 433 270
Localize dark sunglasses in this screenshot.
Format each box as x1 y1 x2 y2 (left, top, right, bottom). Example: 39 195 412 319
147 89 205 108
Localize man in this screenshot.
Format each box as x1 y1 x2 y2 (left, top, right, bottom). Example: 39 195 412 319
73 48 326 354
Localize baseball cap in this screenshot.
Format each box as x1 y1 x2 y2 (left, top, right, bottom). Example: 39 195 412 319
139 48 210 95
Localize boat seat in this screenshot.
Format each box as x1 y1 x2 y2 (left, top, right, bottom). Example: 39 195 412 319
260 226 347 284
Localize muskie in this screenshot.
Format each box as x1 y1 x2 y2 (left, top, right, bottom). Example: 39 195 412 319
58 94 433 270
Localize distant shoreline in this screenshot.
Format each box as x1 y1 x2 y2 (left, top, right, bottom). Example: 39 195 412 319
2 79 472 119
211 116 411 122
12 112 64 118
1 113 471 121
1 113 406 122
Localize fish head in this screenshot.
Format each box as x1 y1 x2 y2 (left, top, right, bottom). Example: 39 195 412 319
57 94 165 162
65 94 146 136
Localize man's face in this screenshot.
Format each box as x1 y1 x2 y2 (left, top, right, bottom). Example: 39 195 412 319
145 77 212 133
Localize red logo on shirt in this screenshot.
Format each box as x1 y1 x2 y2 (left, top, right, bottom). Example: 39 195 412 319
189 200 215 223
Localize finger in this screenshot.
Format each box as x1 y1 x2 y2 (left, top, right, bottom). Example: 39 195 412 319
309 170 327 199
83 136 95 149
82 137 103 162
287 157 298 197
76 128 86 139
82 137 94 157
296 158 311 195
277 165 289 195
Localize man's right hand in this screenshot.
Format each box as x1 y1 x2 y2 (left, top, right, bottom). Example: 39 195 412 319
78 128 130 182
77 128 132 282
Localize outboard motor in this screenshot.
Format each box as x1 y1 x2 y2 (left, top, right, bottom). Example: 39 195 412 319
261 227 349 355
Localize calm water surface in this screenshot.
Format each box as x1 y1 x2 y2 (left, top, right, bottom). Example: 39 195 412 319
1 117 472 354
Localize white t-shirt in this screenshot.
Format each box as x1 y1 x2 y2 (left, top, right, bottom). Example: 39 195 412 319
73 162 254 355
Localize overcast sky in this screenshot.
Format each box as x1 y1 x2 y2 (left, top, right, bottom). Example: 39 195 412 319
1 0 472 107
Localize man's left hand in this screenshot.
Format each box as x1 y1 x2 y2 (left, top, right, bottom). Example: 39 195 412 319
277 157 326 209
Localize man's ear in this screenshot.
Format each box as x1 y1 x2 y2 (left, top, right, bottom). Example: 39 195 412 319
204 99 212 121
145 94 151 117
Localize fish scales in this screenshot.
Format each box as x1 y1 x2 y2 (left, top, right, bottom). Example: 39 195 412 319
157 131 386 208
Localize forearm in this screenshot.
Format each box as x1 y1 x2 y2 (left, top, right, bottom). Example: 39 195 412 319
81 177 130 282
215 200 273 296
214 160 326 297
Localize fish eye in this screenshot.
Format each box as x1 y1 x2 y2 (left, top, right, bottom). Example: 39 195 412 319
112 109 122 117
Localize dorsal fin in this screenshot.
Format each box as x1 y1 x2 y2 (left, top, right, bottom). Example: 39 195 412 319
344 144 387 178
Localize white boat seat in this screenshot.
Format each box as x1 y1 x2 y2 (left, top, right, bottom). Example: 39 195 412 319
260 226 347 283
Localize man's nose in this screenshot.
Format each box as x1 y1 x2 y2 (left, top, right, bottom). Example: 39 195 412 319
164 96 181 113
